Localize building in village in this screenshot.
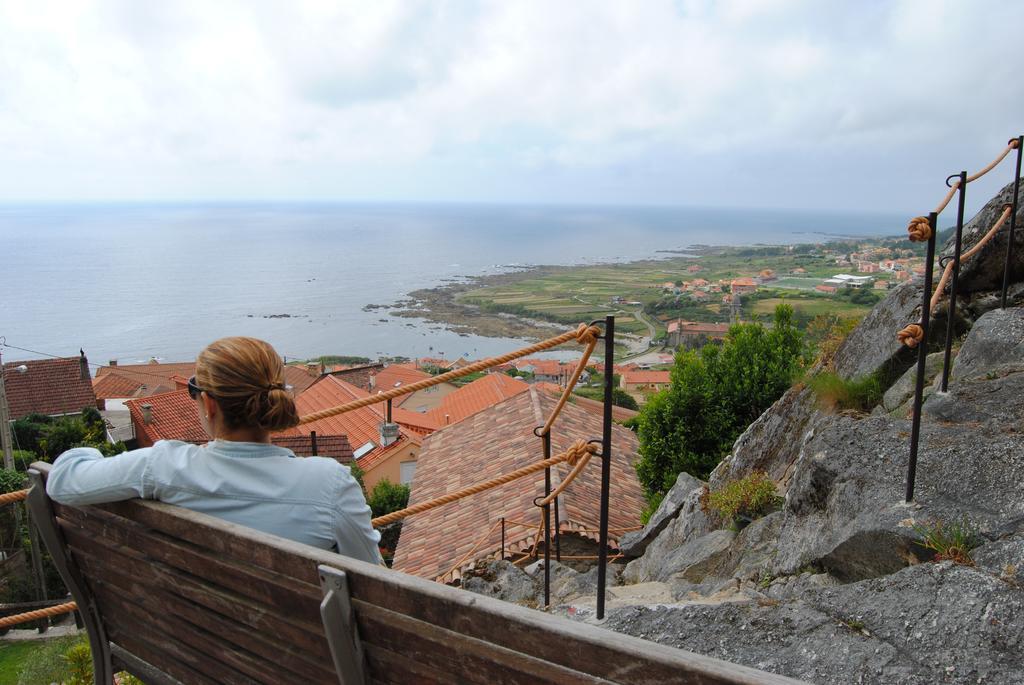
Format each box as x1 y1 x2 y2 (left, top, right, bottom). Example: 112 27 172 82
620 370 671 401
666 321 731 349
729 277 758 295
2 353 97 419
392 387 645 584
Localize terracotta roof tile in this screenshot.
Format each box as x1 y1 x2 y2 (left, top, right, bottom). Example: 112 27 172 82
126 390 209 444
283 375 425 470
3 357 97 418
271 434 354 464
393 388 644 583
92 372 148 400
282 365 319 396
426 374 530 427
94 361 196 387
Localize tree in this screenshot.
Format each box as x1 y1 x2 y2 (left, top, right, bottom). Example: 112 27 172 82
367 478 411 561
610 388 639 411
634 304 804 499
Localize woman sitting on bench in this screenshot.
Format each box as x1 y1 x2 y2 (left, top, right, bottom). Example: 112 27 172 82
47 336 382 565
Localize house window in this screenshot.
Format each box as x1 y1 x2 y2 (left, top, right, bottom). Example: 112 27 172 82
399 461 417 485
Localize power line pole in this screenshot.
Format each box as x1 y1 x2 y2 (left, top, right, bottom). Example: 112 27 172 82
0 347 14 470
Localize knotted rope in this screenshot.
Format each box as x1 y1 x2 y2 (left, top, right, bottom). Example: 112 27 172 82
932 139 1019 215
371 440 597 527
0 602 77 629
299 323 601 425
897 204 1014 348
0 490 29 506
907 216 933 242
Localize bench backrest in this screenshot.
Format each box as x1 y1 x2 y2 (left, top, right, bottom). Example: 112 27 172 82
28 463 800 685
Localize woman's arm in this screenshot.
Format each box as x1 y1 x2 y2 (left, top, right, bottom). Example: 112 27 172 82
46 446 156 505
332 468 384 565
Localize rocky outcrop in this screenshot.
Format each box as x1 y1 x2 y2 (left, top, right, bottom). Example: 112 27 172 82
951 306 1024 380
587 562 1024 685
831 280 924 381
619 471 704 558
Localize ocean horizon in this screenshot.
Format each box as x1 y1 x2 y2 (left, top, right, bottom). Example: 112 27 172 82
1 202 907 369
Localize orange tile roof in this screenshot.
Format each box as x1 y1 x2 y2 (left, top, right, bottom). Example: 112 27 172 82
3 357 97 418
282 365 319 396
392 388 644 583
92 372 147 400
126 390 209 444
426 373 530 427
369 365 436 406
270 434 354 464
94 361 196 386
621 370 671 385
283 375 422 470
533 383 639 423
731 277 758 287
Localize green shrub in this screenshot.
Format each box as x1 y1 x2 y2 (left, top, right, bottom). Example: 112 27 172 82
63 641 92 685
368 478 411 560
703 472 781 528
913 516 981 565
809 371 883 413
635 305 805 497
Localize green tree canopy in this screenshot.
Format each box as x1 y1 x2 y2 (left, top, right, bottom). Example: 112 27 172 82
634 304 804 498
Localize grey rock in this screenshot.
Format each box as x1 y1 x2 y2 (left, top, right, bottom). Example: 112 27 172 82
710 385 820 488
941 177 1024 293
831 280 923 381
951 307 1024 380
619 471 704 558
625 528 734 584
621 476 714 582
591 562 1024 684
973 534 1024 579
774 360 1024 579
461 560 539 604
882 352 944 412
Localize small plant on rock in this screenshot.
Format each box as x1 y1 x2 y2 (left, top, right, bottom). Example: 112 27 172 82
702 471 782 530
912 516 981 566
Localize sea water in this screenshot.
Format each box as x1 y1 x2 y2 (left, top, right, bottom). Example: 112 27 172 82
0 202 905 366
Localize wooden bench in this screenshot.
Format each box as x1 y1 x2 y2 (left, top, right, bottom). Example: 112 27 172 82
28 463 801 685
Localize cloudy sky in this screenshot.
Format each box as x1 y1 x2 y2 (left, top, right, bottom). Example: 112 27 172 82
0 0 1021 212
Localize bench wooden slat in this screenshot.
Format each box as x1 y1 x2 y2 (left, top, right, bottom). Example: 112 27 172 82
57 504 323 625
362 643 451 685
87 561 336 684
59 524 333 664
97 589 272 685
354 599 614 685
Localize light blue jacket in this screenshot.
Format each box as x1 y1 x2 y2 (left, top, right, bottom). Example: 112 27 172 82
46 440 382 565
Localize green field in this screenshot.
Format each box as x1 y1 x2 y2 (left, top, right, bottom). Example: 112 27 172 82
750 297 872 318
452 244 898 340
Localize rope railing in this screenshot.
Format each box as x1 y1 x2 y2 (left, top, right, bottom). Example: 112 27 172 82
0 601 77 629
0 489 29 506
900 135 1023 503
299 323 600 425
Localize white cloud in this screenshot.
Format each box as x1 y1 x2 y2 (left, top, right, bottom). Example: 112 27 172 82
0 0 1020 209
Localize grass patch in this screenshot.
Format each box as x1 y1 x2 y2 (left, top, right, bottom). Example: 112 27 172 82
913 516 981 565
701 472 782 529
809 371 884 412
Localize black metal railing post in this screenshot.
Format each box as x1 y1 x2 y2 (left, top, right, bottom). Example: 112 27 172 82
542 431 552 608
1001 135 1023 308
310 431 318 456
940 171 967 392
501 517 506 561
906 213 938 503
386 399 392 423
596 315 614 620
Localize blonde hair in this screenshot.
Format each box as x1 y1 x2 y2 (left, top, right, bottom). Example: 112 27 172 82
195 337 299 432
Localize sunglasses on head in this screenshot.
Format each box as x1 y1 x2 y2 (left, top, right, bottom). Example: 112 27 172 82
187 376 206 400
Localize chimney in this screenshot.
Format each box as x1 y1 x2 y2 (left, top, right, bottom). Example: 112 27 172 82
108 359 118 367
305 362 318 377
141 404 153 424
368 374 376 390
444 414 450 425
79 349 89 380
379 422 399 447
